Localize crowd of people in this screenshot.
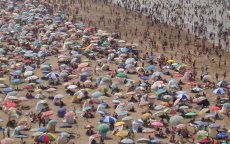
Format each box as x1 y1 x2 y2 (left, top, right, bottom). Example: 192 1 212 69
0 0 229 144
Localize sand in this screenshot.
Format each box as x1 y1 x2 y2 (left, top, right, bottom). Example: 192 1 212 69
0 0 229 144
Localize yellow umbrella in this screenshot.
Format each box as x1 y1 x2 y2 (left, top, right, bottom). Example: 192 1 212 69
35 89 42 93
0 78 7 81
141 113 152 120
116 130 129 138
198 108 209 115
167 60 175 63
115 121 125 127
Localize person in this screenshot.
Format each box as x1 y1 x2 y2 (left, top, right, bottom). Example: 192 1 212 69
6 127 10 138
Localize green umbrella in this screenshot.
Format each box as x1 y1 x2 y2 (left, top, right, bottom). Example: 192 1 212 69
117 73 127 78
185 112 197 116
98 124 110 133
110 84 118 89
92 91 103 98
102 41 110 47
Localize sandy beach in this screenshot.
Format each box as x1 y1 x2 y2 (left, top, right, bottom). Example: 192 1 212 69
0 0 229 144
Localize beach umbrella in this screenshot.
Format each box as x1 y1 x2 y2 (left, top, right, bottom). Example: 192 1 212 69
13 70 22 76
151 121 163 127
42 111 54 118
120 138 134 144
137 138 150 144
97 123 110 133
2 88 14 94
36 127 48 132
142 128 155 133
150 139 161 144
216 132 228 139
177 93 189 100
156 88 166 95
176 124 186 130
141 113 152 120
1 138 14 144
217 81 228 87
169 115 184 126
122 116 133 121
205 113 216 118
116 130 129 138
208 123 220 128
213 88 226 95
185 112 197 116
195 130 209 140
114 121 125 127
192 87 203 92
154 105 165 110
194 121 208 127
11 79 22 85
67 85 78 90
110 83 118 89
100 116 117 124
223 103 230 108
65 111 75 119
163 108 175 114
46 88 56 92
46 72 59 79
147 65 155 71
48 119 57 126
6 91 18 96
38 133 56 143
152 71 161 78
139 75 149 81
25 75 38 81
78 62 89 68
198 138 212 143
117 73 127 78
92 91 103 98
211 106 221 111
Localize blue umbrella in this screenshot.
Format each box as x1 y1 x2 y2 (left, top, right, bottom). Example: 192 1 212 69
37 127 48 132
120 47 129 53
213 88 226 95
100 116 117 124
147 65 155 71
194 121 208 126
2 87 14 93
216 132 228 139
150 139 161 144
48 119 58 126
13 70 22 76
177 93 189 100
208 123 220 128
46 72 59 79
140 75 149 81
11 79 22 85
36 79 44 84
140 83 148 87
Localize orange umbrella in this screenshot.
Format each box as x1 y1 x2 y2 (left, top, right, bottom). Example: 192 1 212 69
160 101 169 107
78 63 89 68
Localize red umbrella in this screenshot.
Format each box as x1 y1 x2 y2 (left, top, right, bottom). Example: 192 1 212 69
42 111 53 118
22 85 33 90
151 121 163 127
1 100 16 108
211 106 220 111
198 138 211 143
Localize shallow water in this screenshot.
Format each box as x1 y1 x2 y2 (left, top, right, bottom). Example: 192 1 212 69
109 0 230 48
